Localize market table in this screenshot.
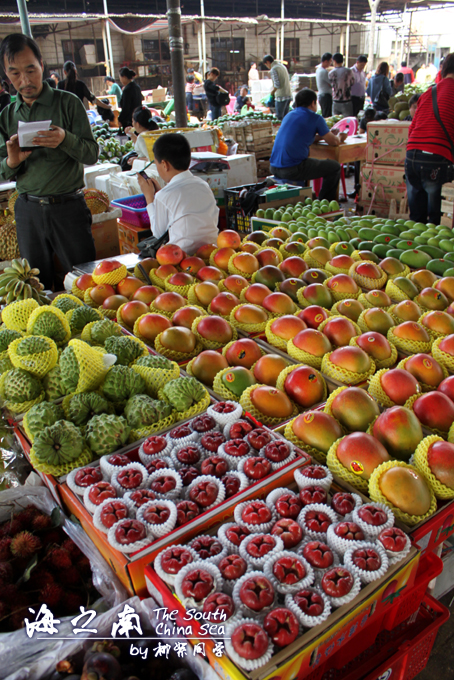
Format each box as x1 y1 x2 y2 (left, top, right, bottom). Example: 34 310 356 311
309 132 367 164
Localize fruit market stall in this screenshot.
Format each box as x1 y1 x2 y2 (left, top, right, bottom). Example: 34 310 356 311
2 199 454 677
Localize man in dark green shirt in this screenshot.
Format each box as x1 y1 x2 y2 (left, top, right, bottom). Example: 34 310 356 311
0 33 98 289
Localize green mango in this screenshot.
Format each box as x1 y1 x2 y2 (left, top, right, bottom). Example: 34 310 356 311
414 235 429 245
346 228 359 239
439 239 454 252
443 252 454 262
372 244 390 258
418 245 445 259
308 228 317 238
350 237 362 249
412 223 427 233
357 250 380 263
388 238 402 247
400 249 432 268
358 227 380 241
422 229 437 237
327 232 339 245
397 239 417 251
393 276 419 299
443 268 454 277
374 233 393 245
358 240 376 251
334 241 354 255
404 220 415 228
439 228 454 238
387 248 405 259
427 259 453 275
220 366 257 397
289 232 308 243
380 224 401 236
399 230 417 239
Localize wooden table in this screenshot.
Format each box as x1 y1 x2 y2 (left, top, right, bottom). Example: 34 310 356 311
309 133 367 164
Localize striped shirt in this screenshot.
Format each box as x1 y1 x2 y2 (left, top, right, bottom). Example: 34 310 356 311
407 78 454 162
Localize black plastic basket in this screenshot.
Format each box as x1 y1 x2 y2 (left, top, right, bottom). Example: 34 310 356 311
224 184 257 235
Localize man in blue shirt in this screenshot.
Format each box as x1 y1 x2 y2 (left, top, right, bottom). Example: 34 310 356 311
270 88 341 201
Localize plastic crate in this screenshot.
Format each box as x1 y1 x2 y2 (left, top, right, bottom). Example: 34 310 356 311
111 194 150 228
224 184 255 234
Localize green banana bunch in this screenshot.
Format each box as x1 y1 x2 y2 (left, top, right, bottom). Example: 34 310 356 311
0 258 48 306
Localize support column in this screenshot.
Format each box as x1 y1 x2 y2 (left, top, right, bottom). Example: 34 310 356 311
368 0 381 70
167 0 187 129
281 0 285 62
197 22 203 72
276 26 280 62
16 0 32 38
345 0 351 65
340 26 345 55
406 10 412 64
103 0 115 78
200 0 207 77
102 22 110 76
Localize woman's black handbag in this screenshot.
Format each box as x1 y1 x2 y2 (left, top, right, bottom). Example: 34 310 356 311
216 91 230 106
137 230 169 258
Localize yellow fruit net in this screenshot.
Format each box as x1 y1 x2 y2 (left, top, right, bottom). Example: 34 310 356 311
326 437 370 493
71 280 86 300
92 263 127 286
164 274 193 297
356 310 391 335
349 261 387 291
239 384 298 427
207 301 231 319
83 288 98 309
287 338 325 369
357 293 386 311
404 392 449 437
324 385 349 417
397 355 448 393
158 385 211 423
227 253 255 278
303 250 328 270
385 279 411 302
432 336 454 373
129 411 176 444
264 319 290 351
387 326 432 355
276 363 328 403
229 305 269 333
67 338 114 393
321 351 376 385
0 372 45 414
191 315 238 350
132 314 154 344
154 332 203 362
149 269 168 288
367 368 405 407
384 263 410 280
51 293 84 310
369 460 437 526
283 418 328 464
317 315 361 341
350 250 362 262
8 336 58 378
2 299 39 332
413 435 454 500
27 306 71 347
326 262 351 276
115 304 135 331
221 340 267 360
279 244 307 260
30 445 92 476
323 281 360 303
218 278 249 295
418 311 451 341
349 335 398 370
132 359 181 396
255 246 283 264
296 286 333 310
149 301 177 319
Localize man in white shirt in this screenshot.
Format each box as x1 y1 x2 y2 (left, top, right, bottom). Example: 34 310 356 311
137 133 219 254
351 55 368 117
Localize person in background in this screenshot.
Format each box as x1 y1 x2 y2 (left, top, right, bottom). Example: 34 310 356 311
367 62 392 113
58 61 112 113
137 134 219 254
406 53 454 224
105 75 122 106
435 58 444 84
125 106 159 164
374 111 388 120
204 67 228 121
415 64 428 83
185 74 195 113
359 106 376 132
188 67 203 84
248 62 259 86
316 52 333 118
235 86 250 112
351 55 368 117
0 80 10 112
328 53 355 116
270 88 341 201
0 33 98 290
392 72 405 95
426 62 438 81
49 71 59 86
263 54 292 120
118 66 143 130
400 61 415 85
404 93 421 121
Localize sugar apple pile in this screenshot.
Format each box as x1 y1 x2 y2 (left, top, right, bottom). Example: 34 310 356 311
102 365 146 403
0 329 22 354
67 305 103 334
66 391 114 426
0 355 13 375
43 365 66 401
14 336 52 357
124 394 173 430
51 293 83 314
23 401 65 440
133 355 174 370
59 346 81 393
85 414 130 456
33 420 85 466
89 319 122 345
162 376 206 412
104 335 146 366
2 368 43 403
26 306 70 346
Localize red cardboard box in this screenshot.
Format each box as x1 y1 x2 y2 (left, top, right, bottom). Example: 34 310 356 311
360 163 407 204
365 120 410 166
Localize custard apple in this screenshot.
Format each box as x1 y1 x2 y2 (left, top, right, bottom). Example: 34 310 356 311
134 355 174 370
59 346 80 393
104 336 145 366
15 336 52 356
51 294 83 314
0 329 22 353
27 308 69 345
24 401 65 439
2 368 42 402
68 306 103 334
33 420 85 466
124 394 173 429
67 391 114 426
0 355 13 375
162 377 206 412
90 319 122 345
43 365 66 400
102 365 146 403
85 414 130 456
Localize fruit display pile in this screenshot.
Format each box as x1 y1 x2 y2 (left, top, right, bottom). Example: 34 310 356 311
154 461 410 670
0 503 98 631
206 110 278 128
92 123 134 164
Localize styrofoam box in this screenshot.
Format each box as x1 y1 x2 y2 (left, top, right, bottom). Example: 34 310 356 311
84 163 121 189
222 153 257 187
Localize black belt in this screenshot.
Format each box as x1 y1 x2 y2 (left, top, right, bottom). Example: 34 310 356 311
22 189 84 205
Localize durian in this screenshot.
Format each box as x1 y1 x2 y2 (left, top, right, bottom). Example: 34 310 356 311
162 376 206 412
23 401 65 440
85 414 130 456
33 420 85 466
66 391 114 426
124 394 173 429
104 335 146 366
102 365 146 403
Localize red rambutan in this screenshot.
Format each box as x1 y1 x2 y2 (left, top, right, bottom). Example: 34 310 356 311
75 555 91 577
0 537 12 561
47 547 72 570
62 590 85 615
15 506 41 528
61 539 83 561
10 531 42 559
0 562 13 584
57 565 81 587
0 518 24 537
39 583 64 608
31 514 53 532
27 568 55 590
41 529 65 547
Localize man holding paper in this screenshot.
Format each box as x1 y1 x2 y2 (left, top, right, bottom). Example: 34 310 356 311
0 33 98 290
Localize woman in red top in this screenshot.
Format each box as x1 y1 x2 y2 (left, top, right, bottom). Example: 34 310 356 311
405 53 454 224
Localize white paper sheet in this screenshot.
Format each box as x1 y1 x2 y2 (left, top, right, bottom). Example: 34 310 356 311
17 119 52 148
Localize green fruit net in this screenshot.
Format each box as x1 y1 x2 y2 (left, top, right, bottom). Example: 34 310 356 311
349 261 387 291
229 305 269 333
396 355 448 393
413 434 454 500
349 335 398 370
321 351 376 385
8 336 58 378
326 436 370 494
369 459 437 526
29 444 92 476
2 299 39 332
283 418 328 464
387 326 432 355
275 363 328 404
287 338 325 369
191 316 238 350
154 332 203 362
239 384 298 427
323 280 360 303
432 336 454 373
385 279 411 302
92 263 127 286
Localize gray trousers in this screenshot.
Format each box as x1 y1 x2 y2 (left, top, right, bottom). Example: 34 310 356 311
332 100 354 117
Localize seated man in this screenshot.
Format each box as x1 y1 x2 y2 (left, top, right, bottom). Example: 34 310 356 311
270 87 341 201
359 107 376 132
392 72 405 95
235 86 249 112
405 94 420 121
137 134 219 254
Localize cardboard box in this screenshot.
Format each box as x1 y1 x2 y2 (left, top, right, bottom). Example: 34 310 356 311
223 153 257 188
366 121 410 166
119 239 139 255
360 163 407 203
117 218 151 248
79 44 96 65
91 207 122 259
150 86 166 103
441 215 453 228
195 171 229 198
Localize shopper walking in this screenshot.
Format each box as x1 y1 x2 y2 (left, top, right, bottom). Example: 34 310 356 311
316 53 333 118
405 53 454 225
263 54 292 120
0 33 98 290
118 67 143 129
328 53 355 116
58 61 112 112
203 67 228 121
185 74 195 113
400 61 415 85
105 75 122 106
367 62 392 113
351 55 368 116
